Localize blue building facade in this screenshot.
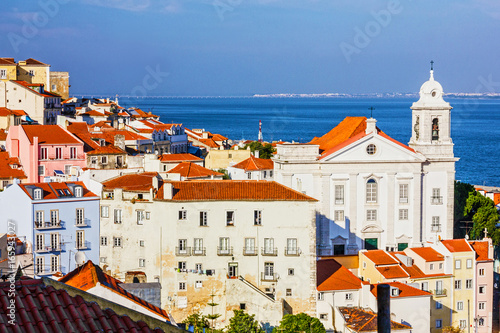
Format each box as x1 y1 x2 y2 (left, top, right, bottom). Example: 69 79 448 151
0 181 100 275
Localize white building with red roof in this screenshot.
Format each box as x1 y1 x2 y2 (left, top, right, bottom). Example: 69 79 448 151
273 69 457 254
228 153 274 180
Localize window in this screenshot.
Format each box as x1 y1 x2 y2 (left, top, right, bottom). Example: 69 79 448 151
35 234 44 251
459 320 466 329
264 262 274 278
466 279 473 289
439 263 443 270
50 210 59 224
244 238 256 255
335 185 344 204
91 156 97 164
226 211 235 226
219 237 230 254
436 319 442 328
455 280 462 290
101 156 108 164
76 230 85 249
38 166 45 177
478 318 485 326
195 263 203 271
139 240 145 247
179 282 186 290
455 260 461 269
317 292 324 300
319 314 328 320
399 209 408 220
199 211 207 226
479 286 485 294
178 239 187 254
29 70 34 76
366 144 376 155
101 206 109 218
345 293 353 300
113 237 122 247
432 188 442 204
50 233 59 250
432 216 440 231
35 211 44 227
466 259 472 269
366 179 377 203
430 263 434 270
270 171 273 177
228 262 238 277
479 268 485 276
178 210 187 220
139 259 146 267
421 282 428 291
399 184 408 203
40 147 48 160
196 281 203 288
247 172 251 179
76 208 84 225
432 118 439 140
74 186 82 197
366 209 377 221
254 210 262 225
70 147 77 159
286 289 292 296
263 171 267 178
286 238 298 255
436 301 442 309
479 302 485 310
264 238 275 255
194 238 204 255
0 69 6 79
457 301 464 310
114 209 122 224
137 210 145 225
178 261 186 270
100 236 107 246
288 268 295 276
36 256 44 274
334 210 344 221
100 257 107 263
55 147 62 159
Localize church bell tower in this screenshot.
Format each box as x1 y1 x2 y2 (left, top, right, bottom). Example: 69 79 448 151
409 63 454 159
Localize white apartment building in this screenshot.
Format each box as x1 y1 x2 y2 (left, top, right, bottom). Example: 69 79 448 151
99 173 317 329
273 70 457 254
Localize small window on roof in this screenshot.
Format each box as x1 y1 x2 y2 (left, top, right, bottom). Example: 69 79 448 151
74 186 83 197
33 188 43 200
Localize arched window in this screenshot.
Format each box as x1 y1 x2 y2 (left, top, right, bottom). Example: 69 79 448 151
432 118 439 141
366 179 377 203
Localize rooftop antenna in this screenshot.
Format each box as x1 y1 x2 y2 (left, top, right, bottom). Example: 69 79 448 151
368 107 375 118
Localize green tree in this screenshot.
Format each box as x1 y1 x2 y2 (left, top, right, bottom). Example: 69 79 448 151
215 168 230 180
454 181 475 238
442 326 463 333
464 191 500 244
226 310 264 333
272 313 326 333
206 293 222 330
182 313 209 333
244 141 276 159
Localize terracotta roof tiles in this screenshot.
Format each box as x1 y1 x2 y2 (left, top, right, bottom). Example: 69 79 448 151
310 117 367 154
469 241 493 261
102 172 160 192
370 282 431 298
160 153 202 163
363 250 399 265
408 247 445 262
339 307 412 331
231 155 274 171
375 265 409 279
21 125 82 145
317 259 363 291
0 151 27 179
18 182 98 200
167 162 223 179
441 239 474 253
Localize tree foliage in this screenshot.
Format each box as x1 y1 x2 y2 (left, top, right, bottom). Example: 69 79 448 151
226 310 265 333
454 181 475 238
442 326 463 333
272 313 326 333
464 191 500 244
182 313 209 333
244 142 276 159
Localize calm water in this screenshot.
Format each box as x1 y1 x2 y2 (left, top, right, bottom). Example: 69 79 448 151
117 97 500 187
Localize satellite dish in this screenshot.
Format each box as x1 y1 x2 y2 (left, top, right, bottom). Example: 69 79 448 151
75 251 86 266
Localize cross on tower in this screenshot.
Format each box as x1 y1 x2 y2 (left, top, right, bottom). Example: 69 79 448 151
430 60 434 71
368 107 375 118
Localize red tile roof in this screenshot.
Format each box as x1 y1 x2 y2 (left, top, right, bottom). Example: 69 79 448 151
59 261 171 323
469 241 493 261
231 155 274 171
21 125 82 145
87 145 126 155
363 250 399 265
0 151 26 179
102 172 160 192
376 265 409 279
0 57 16 65
157 180 317 202
159 153 202 163
441 239 473 253
0 107 27 117
370 282 431 298
338 307 412 331
23 58 48 66
199 138 219 148
408 247 445 262
167 162 223 179
18 182 98 200
317 259 363 291
0 278 169 332
0 129 7 141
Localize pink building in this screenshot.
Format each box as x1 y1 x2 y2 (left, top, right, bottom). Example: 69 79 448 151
6 125 85 182
469 238 494 332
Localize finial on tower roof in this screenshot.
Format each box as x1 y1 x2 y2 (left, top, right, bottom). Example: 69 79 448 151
429 60 434 81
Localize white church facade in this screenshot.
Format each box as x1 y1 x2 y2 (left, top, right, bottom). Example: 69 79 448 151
273 69 457 255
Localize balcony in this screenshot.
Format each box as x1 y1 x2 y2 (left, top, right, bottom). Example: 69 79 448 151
76 241 91 250
36 265 66 276
285 247 300 256
431 196 443 205
434 289 447 297
217 247 233 256
34 220 65 230
261 272 278 282
192 247 206 256
75 218 91 227
35 245 52 253
50 243 66 252
261 247 278 256
243 247 258 256
175 247 192 256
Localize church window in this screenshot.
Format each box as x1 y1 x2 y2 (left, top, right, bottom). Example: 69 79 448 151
366 209 377 221
399 184 408 203
335 185 344 204
366 144 376 155
432 118 439 141
366 179 377 203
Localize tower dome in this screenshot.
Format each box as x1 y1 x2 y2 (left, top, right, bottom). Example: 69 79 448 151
413 70 448 107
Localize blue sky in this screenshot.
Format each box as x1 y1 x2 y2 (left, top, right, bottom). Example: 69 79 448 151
1 0 499 96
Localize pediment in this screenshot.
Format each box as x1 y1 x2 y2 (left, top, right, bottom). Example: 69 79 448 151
331 235 347 243
361 224 384 233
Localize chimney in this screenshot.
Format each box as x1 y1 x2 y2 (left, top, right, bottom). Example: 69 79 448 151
202 132 209 139
366 118 377 134
152 175 159 190
163 182 173 200
254 150 260 158
114 134 125 151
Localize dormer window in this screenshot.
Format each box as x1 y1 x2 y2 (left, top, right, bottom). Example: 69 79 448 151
391 287 399 297
33 188 42 200
74 186 83 197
